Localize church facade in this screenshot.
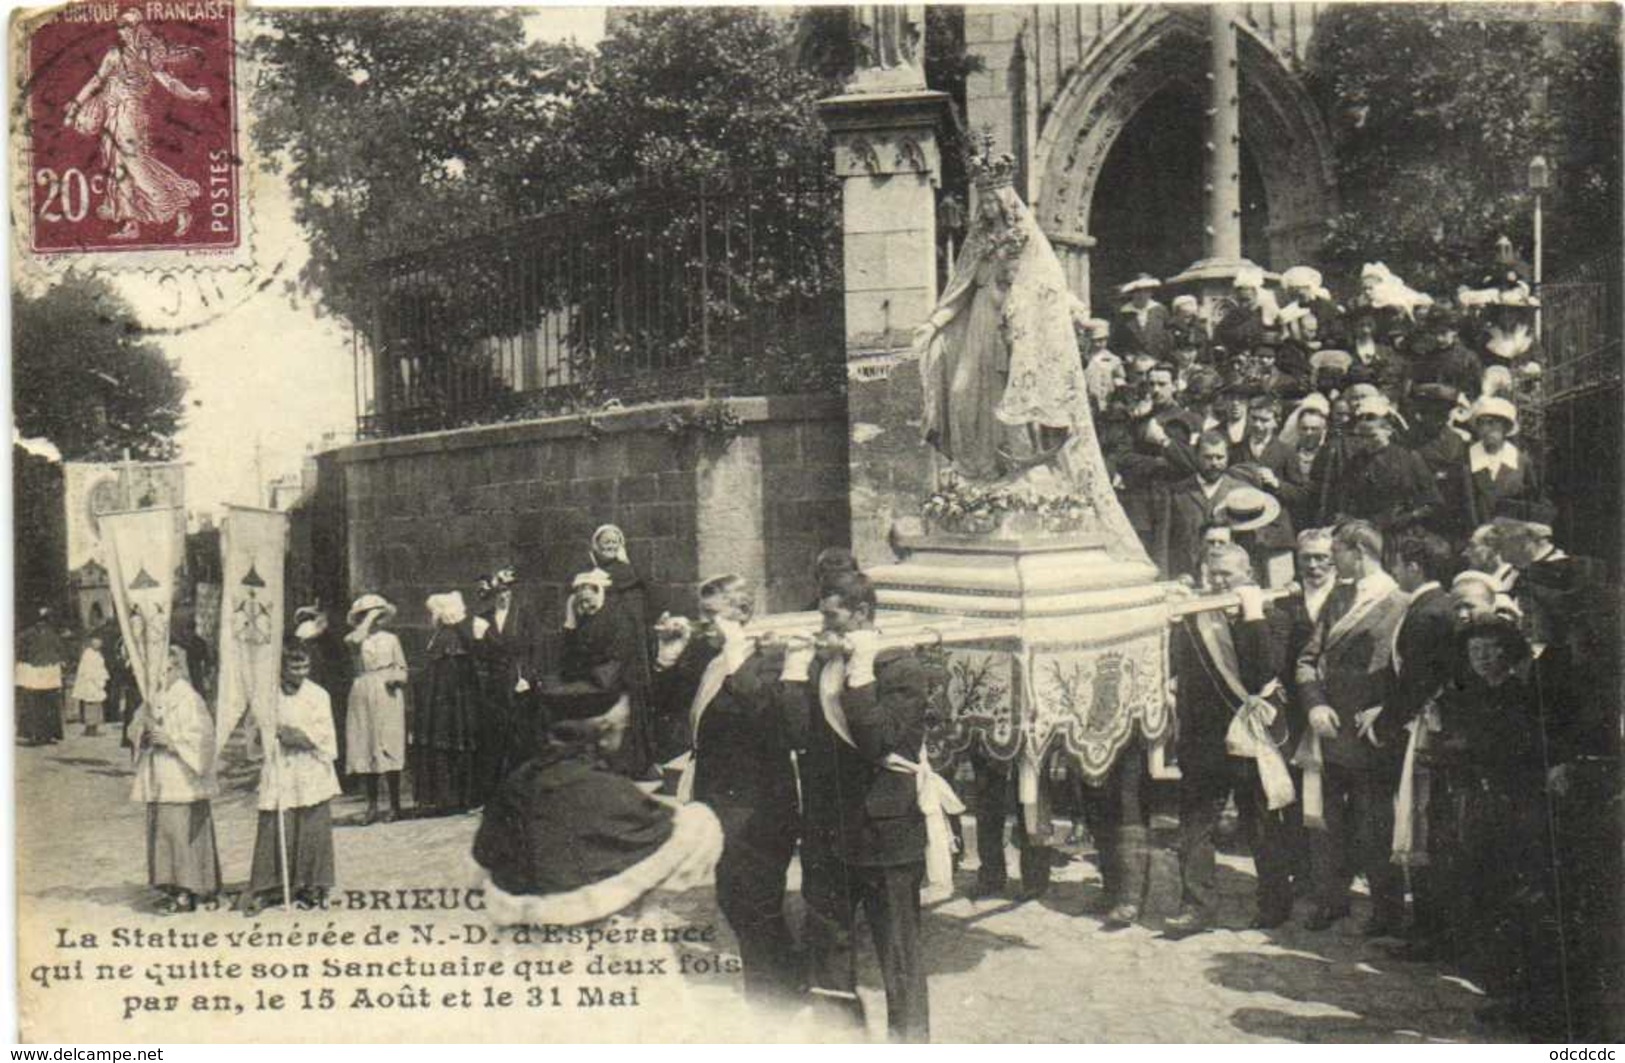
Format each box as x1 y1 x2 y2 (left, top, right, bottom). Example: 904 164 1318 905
960 4 1336 312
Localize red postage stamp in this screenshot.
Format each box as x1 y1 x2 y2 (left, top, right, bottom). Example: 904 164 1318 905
21 0 242 262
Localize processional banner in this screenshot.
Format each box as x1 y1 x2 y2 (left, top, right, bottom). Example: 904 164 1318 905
215 505 288 754
1023 631 1169 784
64 462 187 574
100 506 181 704
924 628 1169 785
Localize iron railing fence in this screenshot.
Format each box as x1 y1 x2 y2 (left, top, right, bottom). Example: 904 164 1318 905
355 168 844 439
1540 253 1623 404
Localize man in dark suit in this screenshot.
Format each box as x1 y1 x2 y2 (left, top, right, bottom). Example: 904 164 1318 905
1226 394 1301 582
1337 394 1445 536
1165 544 1295 934
475 567 545 790
1111 274 1172 362
1376 530 1462 958
1103 372 1198 558
1407 305 1483 400
652 575 800 1007
779 571 930 1042
1296 519 1411 933
1269 528 1339 889
1156 431 1252 581
1404 384 1473 540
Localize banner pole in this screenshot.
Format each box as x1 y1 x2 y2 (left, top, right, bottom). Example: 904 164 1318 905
273 710 291 910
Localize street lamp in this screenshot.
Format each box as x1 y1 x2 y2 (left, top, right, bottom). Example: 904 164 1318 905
1528 154 1550 339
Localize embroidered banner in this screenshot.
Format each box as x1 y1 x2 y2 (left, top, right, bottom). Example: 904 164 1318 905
215 505 288 754
1024 630 1168 785
100 506 181 703
922 644 1022 769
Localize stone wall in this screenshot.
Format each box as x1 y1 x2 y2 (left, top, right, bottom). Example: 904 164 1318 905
327 395 849 662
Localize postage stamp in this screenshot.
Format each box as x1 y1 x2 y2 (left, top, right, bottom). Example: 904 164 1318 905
17 0 247 268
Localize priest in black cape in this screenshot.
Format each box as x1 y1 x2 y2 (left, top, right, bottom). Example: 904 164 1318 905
473 658 722 929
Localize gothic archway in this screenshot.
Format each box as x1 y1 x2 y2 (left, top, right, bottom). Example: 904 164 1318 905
1031 7 1336 306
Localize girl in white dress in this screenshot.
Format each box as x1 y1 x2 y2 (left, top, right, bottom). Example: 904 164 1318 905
344 594 407 824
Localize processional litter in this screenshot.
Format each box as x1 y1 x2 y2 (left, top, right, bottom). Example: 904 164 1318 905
744 5 1271 829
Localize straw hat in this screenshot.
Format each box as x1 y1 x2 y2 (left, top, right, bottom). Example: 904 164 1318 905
1119 273 1161 294
347 593 396 628
1214 487 1282 533
1469 395 1519 435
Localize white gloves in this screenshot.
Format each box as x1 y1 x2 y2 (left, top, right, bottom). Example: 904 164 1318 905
844 629 880 688
653 613 693 669
1353 706 1383 746
780 637 816 683
1309 705 1340 739
1235 584 1266 622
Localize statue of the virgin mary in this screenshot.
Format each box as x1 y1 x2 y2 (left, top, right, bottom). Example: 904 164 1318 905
912 137 1146 562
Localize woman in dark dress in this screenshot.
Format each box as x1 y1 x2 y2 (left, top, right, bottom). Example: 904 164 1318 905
589 525 656 779
1450 618 1564 1036
412 592 481 814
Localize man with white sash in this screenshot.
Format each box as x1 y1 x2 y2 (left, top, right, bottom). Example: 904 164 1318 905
651 574 800 1007
1165 543 1295 936
1380 530 1461 961
1294 519 1410 934
777 571 937 1042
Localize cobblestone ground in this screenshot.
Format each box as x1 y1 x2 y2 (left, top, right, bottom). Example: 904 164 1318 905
15 730 1507 1043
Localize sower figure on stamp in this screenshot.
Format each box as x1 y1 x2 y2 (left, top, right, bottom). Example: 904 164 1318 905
243 641 340 915
655 575 801 1009
778 571 949 1042
1165 544 1295 936
63 8 210 241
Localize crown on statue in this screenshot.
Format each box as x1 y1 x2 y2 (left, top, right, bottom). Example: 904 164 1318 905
970 130 1015 191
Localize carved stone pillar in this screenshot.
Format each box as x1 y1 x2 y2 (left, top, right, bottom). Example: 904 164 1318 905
819 13 948 567
1169 4 1257 306
847 5 929 94
1049 230 1097 315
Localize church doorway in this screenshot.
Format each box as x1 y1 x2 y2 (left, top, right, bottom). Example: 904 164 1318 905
1086 82 1270 311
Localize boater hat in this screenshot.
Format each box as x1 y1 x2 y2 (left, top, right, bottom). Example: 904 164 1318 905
1469 396 1519 436
1214 486 1282 533
1120 273 1161 294
347 593 396 628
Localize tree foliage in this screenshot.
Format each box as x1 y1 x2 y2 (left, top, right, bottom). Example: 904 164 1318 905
1306 5 1621 290
249 9 595 327
251 7 848 332
11 277 188 460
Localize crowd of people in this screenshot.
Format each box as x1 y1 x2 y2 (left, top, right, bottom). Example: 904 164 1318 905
1064 262 1620 1040
16 257 1619 1042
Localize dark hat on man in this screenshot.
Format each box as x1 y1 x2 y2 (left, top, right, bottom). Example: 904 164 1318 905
1412 383 1460 406
1161 411 1202 444
1421 304 1459 331
1493 497 1557 531
1184 366 1223 401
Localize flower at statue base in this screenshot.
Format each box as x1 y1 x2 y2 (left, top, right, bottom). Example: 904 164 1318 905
922 476 1095 536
